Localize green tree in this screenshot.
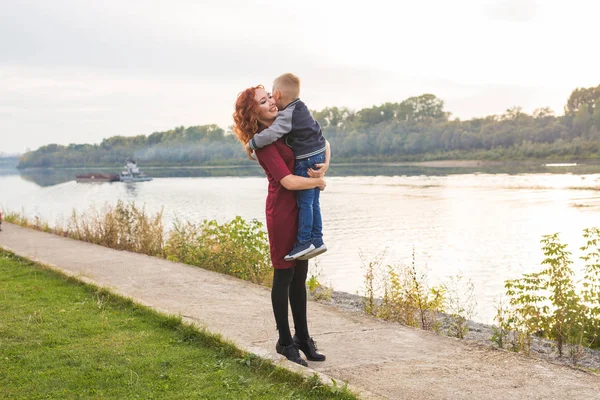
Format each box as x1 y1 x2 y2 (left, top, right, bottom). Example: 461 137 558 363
573 106 592 134
565 85 600 117
533 107 555 119
400 94 447 121
592 99 600 130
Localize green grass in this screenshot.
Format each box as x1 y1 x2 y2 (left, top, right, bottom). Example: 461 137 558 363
0 251 356 399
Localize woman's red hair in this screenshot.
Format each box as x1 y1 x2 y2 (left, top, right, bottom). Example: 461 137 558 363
232 85 267 145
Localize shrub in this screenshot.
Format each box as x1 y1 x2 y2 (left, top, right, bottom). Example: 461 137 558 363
501 230 600 359
165 216 272 286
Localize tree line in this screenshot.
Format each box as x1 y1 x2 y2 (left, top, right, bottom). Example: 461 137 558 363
17 84 600 169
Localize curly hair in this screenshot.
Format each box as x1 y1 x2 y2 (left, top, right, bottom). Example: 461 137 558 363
232 85 268 145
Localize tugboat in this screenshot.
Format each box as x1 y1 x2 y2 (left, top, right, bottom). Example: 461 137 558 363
119 160 153 182
76 172 120 182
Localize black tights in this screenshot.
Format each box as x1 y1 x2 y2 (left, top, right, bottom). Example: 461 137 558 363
271 260 309 346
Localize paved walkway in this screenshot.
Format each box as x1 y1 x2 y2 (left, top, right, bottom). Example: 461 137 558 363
1 222 598 399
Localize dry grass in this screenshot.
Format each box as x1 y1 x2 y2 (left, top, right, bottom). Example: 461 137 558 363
65 201 165 256
362 249 445 332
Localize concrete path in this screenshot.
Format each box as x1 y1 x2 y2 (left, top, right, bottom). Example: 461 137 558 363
1 222 598 399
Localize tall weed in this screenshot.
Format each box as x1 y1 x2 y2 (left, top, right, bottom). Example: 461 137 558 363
442 273 476 339
66 201 165 256
363 249 445 332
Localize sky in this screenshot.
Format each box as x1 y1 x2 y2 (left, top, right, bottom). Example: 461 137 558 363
1 0 599 154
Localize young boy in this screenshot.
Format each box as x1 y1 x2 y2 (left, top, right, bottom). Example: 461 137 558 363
246 73 328 261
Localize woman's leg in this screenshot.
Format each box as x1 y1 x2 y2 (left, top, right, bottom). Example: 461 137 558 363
289 259 309 340
272 267 295 346
289 259 327 361
272 266 309 366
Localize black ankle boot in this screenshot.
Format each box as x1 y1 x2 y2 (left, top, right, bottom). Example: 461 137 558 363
276 341 308 367
293 336 326 361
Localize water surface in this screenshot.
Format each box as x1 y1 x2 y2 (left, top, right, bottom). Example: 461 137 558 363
2 163 600 323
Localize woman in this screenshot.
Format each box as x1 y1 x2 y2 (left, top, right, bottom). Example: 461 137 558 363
233 85 328 366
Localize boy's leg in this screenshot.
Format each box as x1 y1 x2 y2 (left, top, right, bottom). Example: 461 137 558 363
296 151 327 260
309 151 326 247
284 158 315 260
296 188 315 245
311 188 323 246
294 157 314 245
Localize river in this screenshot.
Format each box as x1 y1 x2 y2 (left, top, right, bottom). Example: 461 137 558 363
2 162 600 323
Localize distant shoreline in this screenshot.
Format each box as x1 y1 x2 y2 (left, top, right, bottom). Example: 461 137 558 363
12 159 600 173
11 159 579 170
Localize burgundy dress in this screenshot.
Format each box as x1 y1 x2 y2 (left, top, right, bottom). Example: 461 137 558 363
255 138 298 270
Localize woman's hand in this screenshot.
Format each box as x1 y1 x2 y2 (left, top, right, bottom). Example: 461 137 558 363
308 140 331 178
317 178 326 191
307 162 329 178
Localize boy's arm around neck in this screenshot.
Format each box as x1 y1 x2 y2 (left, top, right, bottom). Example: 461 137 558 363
249 108 293 150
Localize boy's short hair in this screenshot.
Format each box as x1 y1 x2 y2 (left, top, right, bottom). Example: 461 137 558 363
273 73 300 99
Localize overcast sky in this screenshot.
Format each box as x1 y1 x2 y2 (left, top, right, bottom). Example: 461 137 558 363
1 0 598 154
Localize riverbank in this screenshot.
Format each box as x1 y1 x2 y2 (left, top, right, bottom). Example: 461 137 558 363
324 290 600 372
1 222 598 399
5 206 599 372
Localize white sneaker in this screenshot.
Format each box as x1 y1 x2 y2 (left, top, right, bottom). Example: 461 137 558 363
297 244 327 260
284 243 315 261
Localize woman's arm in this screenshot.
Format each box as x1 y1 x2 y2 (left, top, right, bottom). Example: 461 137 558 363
308 139 331 178
255 141 326 191
280 175 326 191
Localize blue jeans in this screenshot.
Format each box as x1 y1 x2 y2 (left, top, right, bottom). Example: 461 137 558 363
294 151 326 246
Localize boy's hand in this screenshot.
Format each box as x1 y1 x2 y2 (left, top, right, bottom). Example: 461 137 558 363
245 142 256 160
308 162 329 178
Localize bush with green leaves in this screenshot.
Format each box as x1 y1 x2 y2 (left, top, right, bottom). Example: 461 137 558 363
165 216 272 286
500 229 600 359
580 228 600 348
